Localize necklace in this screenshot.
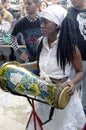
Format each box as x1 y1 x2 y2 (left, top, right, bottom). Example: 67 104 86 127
26 14 39 22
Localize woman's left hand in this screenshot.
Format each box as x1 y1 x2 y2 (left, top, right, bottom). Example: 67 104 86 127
64 80 75 96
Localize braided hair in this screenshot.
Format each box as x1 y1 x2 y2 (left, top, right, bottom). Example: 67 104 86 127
37 13 77 73
57 13 77 72
36 37 43 70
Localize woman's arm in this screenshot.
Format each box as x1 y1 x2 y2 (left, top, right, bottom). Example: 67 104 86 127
71 46 83 84
20 61 38 71
65 46 83 95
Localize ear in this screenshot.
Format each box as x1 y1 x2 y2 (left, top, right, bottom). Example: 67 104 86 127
56 25 59 31
55 24 58 28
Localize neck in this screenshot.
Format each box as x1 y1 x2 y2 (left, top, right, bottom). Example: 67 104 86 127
48 33 57 47
28 13 37 19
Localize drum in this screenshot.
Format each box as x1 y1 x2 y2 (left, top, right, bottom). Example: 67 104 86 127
55 84 70 109
0 61 70 109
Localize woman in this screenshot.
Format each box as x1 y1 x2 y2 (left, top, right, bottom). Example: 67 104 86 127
21 5 86 130
38 0 48 12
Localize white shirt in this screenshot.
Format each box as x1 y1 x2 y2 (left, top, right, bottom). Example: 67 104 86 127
39 36 72 81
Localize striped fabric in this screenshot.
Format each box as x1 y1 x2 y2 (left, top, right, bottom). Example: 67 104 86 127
10 35 20 51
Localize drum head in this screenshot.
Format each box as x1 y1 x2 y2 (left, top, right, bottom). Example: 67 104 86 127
58 86 70 109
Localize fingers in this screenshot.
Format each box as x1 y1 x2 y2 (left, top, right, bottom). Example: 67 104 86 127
20 53 29 61
67 85 75 96
64 81 75 96
67 88 74 96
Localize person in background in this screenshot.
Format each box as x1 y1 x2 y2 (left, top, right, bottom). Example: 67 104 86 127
47 0 53 6
38 0 48 12
12 5 25 46
52 0 59 4
0 11 11 44
0 11 11 65
18 0 26 16
68 0 86 115
6 1 17 18
0 0 13 23
12 5 22 27
21 5 86 130
67 0 72 7
59 0 67 9
10 0 42 63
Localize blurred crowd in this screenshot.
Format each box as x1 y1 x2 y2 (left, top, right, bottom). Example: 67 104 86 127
0 0 71 64
0 0 86 130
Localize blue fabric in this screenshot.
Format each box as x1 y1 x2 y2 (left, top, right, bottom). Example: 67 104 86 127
84 110 86 115
28 64 39 76
32 69 39 76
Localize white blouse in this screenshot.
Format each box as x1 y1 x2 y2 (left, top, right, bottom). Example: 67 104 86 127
28 36 86 130
39 36 72 81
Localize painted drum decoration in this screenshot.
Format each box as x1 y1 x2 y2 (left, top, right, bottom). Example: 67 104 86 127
0 62 70 109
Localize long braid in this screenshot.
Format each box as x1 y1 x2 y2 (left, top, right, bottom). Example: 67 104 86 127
36 37 43 70
57 13 77 73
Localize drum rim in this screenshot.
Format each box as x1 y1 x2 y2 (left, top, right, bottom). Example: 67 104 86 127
58 86 70 109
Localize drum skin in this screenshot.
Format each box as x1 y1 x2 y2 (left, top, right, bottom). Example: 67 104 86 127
0 62 70 109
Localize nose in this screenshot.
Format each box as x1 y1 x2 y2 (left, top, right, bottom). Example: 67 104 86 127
40 22 45 28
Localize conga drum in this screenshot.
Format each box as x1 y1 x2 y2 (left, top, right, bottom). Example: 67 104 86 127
0 61 70 109
54 84 70 109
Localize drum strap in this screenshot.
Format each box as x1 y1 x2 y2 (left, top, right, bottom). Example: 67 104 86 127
42 106 55 125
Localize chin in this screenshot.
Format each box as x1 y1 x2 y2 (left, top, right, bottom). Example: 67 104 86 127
41 30 46 36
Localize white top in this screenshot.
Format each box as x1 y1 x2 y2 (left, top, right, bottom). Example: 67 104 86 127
39 36 72 81
28 36 86 130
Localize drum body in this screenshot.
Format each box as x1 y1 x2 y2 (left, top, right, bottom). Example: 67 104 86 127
0 62 70 109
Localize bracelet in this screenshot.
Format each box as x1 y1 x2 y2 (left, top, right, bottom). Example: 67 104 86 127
27 63 32 71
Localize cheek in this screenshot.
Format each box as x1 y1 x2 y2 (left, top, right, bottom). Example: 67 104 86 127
47 25 56 33
41 23 57 36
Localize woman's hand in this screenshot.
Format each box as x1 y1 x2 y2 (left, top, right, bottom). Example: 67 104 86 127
20 52 29 62
64 80 75 96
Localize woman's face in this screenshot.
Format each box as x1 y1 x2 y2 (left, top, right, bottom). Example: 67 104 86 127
39 2 48 12
40 18 58 37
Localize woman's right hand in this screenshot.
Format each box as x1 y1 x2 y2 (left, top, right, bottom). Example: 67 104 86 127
64 80 75 96
20 52 29 62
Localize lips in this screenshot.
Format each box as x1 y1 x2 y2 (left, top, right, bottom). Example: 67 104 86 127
41 29 46 35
